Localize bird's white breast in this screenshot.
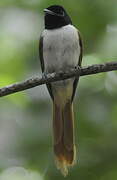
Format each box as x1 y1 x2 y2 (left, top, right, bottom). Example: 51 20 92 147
42 25 80 73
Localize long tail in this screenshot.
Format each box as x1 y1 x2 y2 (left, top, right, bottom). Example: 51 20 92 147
53 100 76 176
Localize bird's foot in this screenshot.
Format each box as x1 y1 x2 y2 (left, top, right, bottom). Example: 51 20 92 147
63 66 81 74
75 65 81 71
42 72 56 79
42 72 48 79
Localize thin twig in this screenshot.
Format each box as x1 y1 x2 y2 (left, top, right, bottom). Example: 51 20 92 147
0 61 117 97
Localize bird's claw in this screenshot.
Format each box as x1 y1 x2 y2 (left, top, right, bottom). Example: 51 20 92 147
75 65 81 71
42 72 48 79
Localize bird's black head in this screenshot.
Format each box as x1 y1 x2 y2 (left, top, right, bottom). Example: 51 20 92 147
44 5 72 29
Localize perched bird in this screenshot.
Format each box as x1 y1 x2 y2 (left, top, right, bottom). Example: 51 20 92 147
39 5 83 176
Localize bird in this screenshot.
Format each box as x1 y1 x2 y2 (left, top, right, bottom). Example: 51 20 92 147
39 5 83 176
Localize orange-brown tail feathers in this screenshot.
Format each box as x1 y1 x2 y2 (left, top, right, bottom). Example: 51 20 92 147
53 100 76 176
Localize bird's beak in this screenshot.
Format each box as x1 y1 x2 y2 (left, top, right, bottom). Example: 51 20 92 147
44 9 57 16
44 9 64 17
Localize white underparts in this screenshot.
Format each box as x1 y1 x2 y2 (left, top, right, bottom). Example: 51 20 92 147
43 25 80 73
42 24 81 97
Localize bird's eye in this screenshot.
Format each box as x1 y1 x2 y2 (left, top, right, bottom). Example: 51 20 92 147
59 10 64 16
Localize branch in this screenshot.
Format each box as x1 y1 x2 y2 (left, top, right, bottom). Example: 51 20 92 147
0 61 117 97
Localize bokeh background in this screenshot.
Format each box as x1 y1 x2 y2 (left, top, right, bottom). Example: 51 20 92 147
0 0 117 179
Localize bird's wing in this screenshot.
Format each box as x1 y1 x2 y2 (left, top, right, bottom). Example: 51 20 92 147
39 34 54 100
71 30 83 101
